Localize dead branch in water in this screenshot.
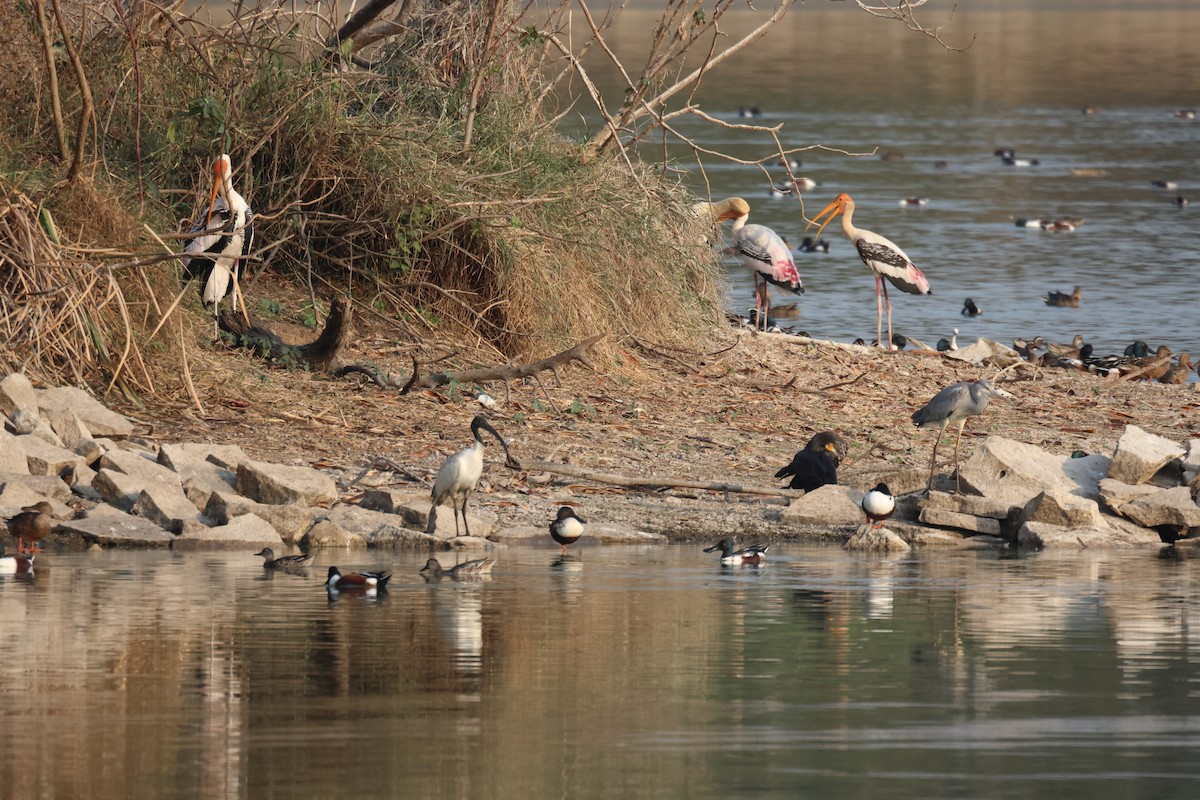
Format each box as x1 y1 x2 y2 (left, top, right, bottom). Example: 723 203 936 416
513 456 805 499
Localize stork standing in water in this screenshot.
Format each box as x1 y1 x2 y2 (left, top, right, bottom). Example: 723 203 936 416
426 415 513 538
707 197 804 331
809 193 931 349
912 379 1012 493
182 154 254 332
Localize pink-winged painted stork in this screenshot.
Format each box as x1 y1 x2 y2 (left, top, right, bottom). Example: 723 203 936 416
709 197 804 332
808 192 931 349
182 154 253 331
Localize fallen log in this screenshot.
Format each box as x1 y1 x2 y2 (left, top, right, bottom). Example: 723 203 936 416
399 333 605 393
218 295 351 371
510 455 806 499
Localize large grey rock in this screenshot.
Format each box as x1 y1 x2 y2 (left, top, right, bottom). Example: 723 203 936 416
920 491 1021 519
301 518 368 549
1183 439 1200 482
360 488 430 515
172 513 283 549
1018 520 1161 549
780 484 865 526
0 472 73 502
0 372 38 417
35 386 133 438
157 442 249 473
918 507 1002 535
420 498 498 539
156 447 237 505
1107 425 1186 485
42 406 103 463
132 484 212 535
321 505 408 537
92 468 144 510
490 525 549 543
236 460 338 506
100 449 183 492
844 526 911 551
203 491 316 543
364 524 447 549
582 523 667 544
847 466 928 498
1021 490 1105 529
11 408 64 447
1121 487 1200 529
19 434 87 479
0 429 30 474
1098 478 1160 514
958 437 1109 505
55 506 174 547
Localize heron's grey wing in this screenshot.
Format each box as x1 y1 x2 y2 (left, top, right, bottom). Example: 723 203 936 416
911 382 970 427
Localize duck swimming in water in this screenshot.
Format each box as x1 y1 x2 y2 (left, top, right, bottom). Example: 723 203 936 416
961 298 981 317
703 539 768 566
1043 286 1082 307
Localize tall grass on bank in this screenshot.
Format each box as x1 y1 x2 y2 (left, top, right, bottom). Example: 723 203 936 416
0 2 725 397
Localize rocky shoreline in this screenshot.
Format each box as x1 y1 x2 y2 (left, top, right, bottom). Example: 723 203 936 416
3 361 1198 556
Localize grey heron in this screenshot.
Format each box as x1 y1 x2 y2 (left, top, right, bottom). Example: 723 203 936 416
912 379 1012 493
549 506 586 554
182 154 254 331
426 415 513 538
808 193 932 350
861 483 895 528
775 431 846 492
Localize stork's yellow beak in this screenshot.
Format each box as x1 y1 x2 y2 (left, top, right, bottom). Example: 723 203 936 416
807 197 844 240
204 159 225 229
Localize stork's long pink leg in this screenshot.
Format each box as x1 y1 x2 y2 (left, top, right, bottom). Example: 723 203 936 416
882 279 894 349
875 274 884 346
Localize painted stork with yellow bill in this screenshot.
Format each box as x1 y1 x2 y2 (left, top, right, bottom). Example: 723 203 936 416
182 154 253 331
808 193 931 349
707 197 804 331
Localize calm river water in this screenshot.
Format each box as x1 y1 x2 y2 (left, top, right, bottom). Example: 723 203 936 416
2 545 1199 799
587 5 1200 359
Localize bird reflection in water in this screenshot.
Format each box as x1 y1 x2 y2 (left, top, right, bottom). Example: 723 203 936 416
430 582 486 678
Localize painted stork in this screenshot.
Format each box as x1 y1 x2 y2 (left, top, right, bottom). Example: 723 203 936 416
709 197 804 332
912 379 1012 493
182 154 253 330
808 192 932 349
549 506 586 554
426 415 513 538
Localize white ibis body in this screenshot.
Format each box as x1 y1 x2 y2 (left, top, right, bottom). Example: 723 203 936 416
861 483 895 528
709 197 804 332
427 415 513 538
549 506 586 554
912 379 1012 493
809 193 931 349
182 154 253 328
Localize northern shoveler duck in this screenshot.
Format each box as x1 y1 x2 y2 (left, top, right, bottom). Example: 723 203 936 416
703 539 768 566
419 557 496 581
0 551 35 575
738 107 762 119
1174 110 1196 119
255 548 314 570
5 501 54 556
769 182 793 198
1125 340 1151 357
1126 345 1174 381
936 328 959 352
1046 334 1086 359
898 197 929 207
1176 196 1190 208
1161 353 1193 385
1151 180 1180 190
993 148 1016 159
1003 156 1039 167
798 236 829 253
776 431 845 492
777 156 801 170
1050 343 1093 371
792 177 818 191
549 506 586 554
326 566 392 591
1014 218 1044 228
1041 219 1082 232
861 483 895 528
1044 286 1082 307
961 298 981 317
1082 106 1100 115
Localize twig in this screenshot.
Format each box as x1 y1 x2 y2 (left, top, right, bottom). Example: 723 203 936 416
513 456 805 499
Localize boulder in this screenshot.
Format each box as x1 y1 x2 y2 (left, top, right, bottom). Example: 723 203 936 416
583 523 668 544
0 372 38 417
42 406 103 463
918 507 1002 535
1098 478 1161 512
942 338 1021 366
360 488 430 515
131 484 212 535
908 528 969 546
958 437 1109 505
363 524 448 549
1121 487 1200 529
11 408 65 447
489 525 546 543
1107 425 1186 485
419 499 498 539
0 429 30 474
1183 439 1200 482
92 468 145 510
780 483 865 526
55 506 174 547
301 518 367 549
19 435 87 480
1020 490 1104 529
920 491 1021 519
1018 520 1161 549
320 505 408 537
0 472 73 502
847 466 928 499
172 513 283 549
35 386 133 438
236 460 338 506
157 442 249 473
202 491 316 543
844 526 911 552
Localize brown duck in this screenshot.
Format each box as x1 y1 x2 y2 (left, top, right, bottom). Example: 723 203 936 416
1161 353 1192 385
1043 286 1082 307
5 501 54 556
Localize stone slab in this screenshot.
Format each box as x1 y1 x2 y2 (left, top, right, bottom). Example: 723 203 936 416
132 484 212 535
301 518 368 549
0 429 30 474
202 491 316 543
157 442 250 473
172 513 283 550
0 472 73 502
17 435 86 480
958 437 1109 506
1021 490 1104 529
920 491 1021 519
1107 425 1186 485
780 484 866 526
1017 520 1162 549
1121 487 1200 529
54 506 174 547
918 507 1002 535
844 526 911 551
0 372 38 417
236 460 338 506
35 386 133 438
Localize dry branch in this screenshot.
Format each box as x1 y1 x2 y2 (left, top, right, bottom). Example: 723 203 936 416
512 456 805 499
400 334 605 393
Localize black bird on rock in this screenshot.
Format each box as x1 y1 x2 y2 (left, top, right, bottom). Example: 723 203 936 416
775 432 846 492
